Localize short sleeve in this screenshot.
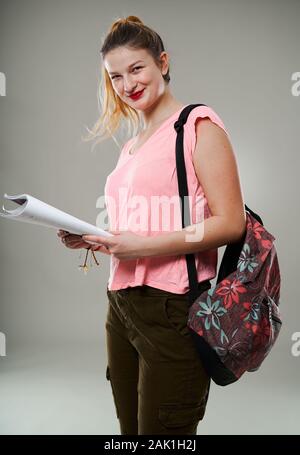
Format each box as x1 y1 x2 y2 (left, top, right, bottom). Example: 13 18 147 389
185 105 231 157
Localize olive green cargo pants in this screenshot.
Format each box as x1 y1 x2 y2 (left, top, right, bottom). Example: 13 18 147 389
105 280 211 435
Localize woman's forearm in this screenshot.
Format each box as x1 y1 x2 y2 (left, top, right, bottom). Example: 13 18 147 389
141 215 246 258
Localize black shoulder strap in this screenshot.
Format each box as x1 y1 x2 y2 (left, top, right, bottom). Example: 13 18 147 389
173 104 263 304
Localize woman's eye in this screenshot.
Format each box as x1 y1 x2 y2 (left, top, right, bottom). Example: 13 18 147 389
111 66 142 80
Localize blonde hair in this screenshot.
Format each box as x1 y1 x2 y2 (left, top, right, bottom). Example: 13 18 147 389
82 15 171 151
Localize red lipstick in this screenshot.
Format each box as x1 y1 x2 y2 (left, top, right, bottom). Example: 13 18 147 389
129 89 145 100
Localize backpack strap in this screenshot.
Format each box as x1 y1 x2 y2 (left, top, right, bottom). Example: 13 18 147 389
173 104 263 304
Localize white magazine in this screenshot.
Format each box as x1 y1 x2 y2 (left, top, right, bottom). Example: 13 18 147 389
0 193 113 238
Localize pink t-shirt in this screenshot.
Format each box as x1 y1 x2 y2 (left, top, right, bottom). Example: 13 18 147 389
104 104 230 293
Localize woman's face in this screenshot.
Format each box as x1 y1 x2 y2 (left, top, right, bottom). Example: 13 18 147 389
104 46 169 110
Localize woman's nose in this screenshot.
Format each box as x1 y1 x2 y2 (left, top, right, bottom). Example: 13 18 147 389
123 79 137 94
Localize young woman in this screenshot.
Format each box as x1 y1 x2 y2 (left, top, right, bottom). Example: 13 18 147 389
57 16 246 435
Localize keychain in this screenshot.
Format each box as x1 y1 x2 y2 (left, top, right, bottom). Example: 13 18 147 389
78 246 100 275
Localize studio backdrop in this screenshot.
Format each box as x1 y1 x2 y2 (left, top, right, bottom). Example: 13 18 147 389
0 0 299 435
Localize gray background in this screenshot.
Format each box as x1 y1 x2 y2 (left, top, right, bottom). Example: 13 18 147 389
0 0 299 435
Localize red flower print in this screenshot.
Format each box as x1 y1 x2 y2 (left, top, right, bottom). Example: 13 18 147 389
240 302 252 320
252 316 271 348
252 221 265 240
261 239 272 250
216 278 247 309
260 249 271 262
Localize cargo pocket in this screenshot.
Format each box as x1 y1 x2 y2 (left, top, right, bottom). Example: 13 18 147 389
106 365 120 419
158 402 205 429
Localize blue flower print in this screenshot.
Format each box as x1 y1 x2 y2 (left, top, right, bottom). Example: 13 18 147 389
196 292 227 331
238 243 259 273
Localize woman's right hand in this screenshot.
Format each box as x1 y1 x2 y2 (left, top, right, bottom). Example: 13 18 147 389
57 230 111 255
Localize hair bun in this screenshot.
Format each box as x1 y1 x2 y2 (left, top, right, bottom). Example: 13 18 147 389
110 15 144 32
125 15 144 25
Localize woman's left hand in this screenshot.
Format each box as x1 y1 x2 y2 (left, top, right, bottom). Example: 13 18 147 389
82 230 147 261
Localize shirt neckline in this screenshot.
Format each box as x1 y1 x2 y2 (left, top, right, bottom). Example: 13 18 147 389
126 104 188 157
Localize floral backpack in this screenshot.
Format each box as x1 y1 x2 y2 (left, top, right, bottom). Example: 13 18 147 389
174 104 282 386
